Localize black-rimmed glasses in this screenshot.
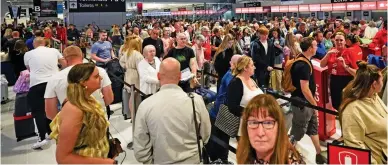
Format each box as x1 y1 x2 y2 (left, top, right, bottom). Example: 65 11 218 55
247 120 276 129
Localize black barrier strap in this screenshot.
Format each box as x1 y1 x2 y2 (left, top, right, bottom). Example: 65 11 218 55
266 90 339 116
273 66 284 71
107 71 148 97
203 71 219 79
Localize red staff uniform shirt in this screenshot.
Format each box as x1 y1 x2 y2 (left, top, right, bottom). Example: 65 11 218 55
346 44 363 68
327 48 355 76
369 29 387 56
202 36 212 61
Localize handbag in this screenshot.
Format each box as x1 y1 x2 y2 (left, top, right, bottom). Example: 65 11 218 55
107 132 124 159
188 93 211 164
214 104 240 137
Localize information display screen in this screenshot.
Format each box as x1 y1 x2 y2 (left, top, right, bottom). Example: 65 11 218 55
69 0 126 12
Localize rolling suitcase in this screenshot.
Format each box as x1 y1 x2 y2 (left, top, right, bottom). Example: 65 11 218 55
1 75 8 104
122 88 131 120
14 93 37 142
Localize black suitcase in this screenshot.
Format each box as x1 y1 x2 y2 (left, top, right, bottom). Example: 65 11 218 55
14 93 37 142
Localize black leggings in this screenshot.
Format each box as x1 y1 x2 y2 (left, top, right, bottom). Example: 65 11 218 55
330 75 353 110
27 83 52 141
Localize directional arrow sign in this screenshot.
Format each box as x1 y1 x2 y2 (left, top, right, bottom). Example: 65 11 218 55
70 2 77 9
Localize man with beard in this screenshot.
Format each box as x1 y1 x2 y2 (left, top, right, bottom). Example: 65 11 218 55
91 30 116 68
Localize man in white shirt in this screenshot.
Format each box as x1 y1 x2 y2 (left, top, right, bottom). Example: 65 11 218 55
44 46 114 121
24 37 66 149
133 58 211 164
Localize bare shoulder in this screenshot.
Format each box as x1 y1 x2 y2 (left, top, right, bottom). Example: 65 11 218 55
60 102 83 121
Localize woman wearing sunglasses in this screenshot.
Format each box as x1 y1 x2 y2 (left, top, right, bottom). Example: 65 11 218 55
237 94 304 164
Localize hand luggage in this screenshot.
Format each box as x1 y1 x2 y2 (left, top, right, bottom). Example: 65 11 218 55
1 75 8 104
14 93 37 141
106 59 125 104
195 87 217 105
13 70 30 94
1 61 16 86
122 88 131 120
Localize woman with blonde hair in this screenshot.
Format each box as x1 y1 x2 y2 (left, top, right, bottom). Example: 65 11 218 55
110 27 123 58
340 61 387 164
119 35 144 90
237 94 304 164
283 32 301 63
119 36 144 121
50 63 117 164
214 34 236 90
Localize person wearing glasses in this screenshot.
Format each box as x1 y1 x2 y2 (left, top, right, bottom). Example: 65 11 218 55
237 94 304 164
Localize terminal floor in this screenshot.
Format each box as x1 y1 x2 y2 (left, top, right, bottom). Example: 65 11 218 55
1 86 340 164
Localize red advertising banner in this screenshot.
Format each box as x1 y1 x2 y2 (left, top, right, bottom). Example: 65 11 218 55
321 4 333 11
241 8 249 13
235 8 242 13
256 7 263 13
271 6 280 12
347 2 361 11
309 4 321 11
248 7 256 13
299 5 309 12
377 1 388 10
187 10 194 15
361 2 376 10
328 144 371 165
332 3 347 11
288 5 298 12
279 6 289 12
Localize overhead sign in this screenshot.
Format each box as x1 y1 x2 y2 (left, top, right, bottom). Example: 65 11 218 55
178 7 186 11
327 143 371 164
331 0 363 3
40 1 57 17
69 0 126 12
33 0 41 12
361 2 376 10
244 2 261 7
377 1 388 10
346 2 361 10
194 6 204 10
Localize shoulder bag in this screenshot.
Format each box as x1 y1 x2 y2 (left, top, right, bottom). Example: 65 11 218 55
188 93 210 164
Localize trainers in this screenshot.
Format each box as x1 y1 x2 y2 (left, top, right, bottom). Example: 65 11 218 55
31 139 50 150
316 153 327 164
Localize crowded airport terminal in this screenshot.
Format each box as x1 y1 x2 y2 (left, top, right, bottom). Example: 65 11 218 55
0 0 387 164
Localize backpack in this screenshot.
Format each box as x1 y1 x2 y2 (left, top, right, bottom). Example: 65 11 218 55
282 54 312 93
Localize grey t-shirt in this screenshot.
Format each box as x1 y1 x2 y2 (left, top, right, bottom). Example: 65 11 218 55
91 41 112 66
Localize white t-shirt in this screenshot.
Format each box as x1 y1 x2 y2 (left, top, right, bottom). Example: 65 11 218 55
24 46 63 87
261 40 268 55
44 65 112 108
